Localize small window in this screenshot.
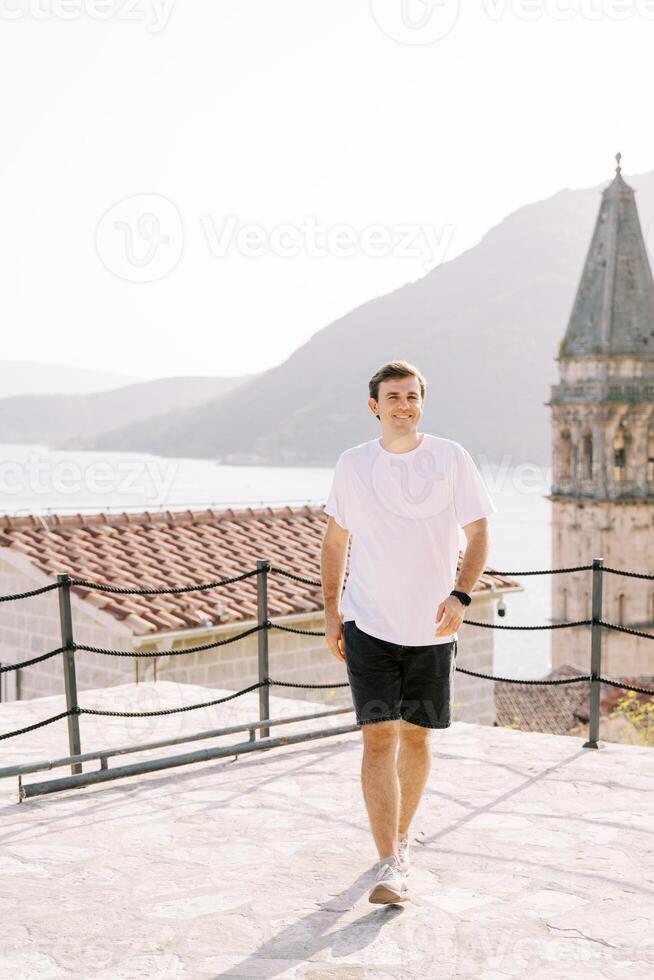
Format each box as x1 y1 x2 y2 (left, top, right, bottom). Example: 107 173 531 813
560 428 572 480
581 431 593 480
613 423 627 482
617 593 626 625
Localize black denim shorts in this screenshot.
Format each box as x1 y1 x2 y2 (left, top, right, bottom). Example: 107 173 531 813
342 619 458 730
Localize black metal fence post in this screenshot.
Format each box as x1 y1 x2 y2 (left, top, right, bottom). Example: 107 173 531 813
57 573 82 774
256 559 270 738
583 557 604 749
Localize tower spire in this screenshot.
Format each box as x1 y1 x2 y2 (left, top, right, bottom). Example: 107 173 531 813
560 155 654 356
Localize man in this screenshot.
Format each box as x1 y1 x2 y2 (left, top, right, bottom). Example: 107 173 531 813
321 359 497 905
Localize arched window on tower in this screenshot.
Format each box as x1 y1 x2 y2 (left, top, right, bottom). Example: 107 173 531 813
613 422 627 483
581 430 593 481
561 587 568 622
560 428 572 481
648 591 654 625
617 593 626 625
583 591 590 620
647 418 654 485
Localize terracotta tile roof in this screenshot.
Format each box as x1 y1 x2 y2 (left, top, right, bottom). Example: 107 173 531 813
495 664 591 735
0 505 520 637
495 665 654 736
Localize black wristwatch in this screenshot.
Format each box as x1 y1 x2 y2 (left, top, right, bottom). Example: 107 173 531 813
450 589 471 606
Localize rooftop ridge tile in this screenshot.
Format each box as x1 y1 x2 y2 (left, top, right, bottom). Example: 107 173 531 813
0 502 327 531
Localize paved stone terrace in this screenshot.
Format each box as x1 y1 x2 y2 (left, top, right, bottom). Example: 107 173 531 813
1 681 653 979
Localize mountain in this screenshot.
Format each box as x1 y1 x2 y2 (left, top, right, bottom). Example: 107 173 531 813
0 361 139 397
10 169 654 467
0 375 254 447
99 172 654 466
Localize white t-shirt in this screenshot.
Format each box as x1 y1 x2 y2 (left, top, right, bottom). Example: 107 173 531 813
324 432 498 646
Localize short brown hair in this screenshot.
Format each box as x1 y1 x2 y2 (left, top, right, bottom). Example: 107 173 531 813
368 360 427 404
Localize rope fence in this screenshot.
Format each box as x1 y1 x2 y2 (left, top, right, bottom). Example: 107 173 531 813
1 557 653 759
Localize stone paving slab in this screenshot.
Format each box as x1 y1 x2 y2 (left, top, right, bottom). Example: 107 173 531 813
1 681 653 979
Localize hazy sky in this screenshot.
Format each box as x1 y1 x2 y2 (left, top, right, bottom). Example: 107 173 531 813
1 1 651 380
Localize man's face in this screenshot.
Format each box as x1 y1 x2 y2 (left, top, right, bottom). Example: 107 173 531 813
368 375 424 430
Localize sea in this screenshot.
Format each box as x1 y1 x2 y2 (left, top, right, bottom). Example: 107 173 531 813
0 442 554 679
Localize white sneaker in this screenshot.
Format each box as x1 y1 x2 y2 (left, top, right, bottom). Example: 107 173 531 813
368 858 409 904
397 834 411 875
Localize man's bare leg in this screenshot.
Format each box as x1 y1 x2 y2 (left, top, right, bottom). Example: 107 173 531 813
361 719 400 860
397 719 431 835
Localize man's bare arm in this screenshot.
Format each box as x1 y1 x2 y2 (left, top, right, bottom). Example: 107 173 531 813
435 518 490 637
455 518 490 594
321 516 350 662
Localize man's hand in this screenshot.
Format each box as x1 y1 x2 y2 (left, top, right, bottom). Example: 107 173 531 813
435 594 465 637
325 611 346 662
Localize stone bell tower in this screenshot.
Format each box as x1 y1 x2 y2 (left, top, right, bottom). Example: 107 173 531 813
547 153 654 678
